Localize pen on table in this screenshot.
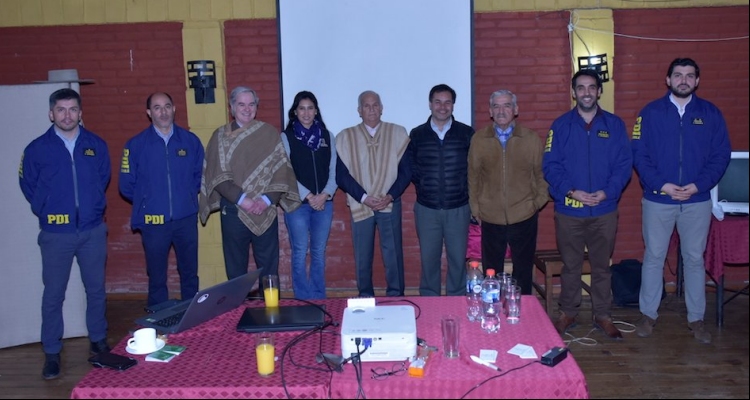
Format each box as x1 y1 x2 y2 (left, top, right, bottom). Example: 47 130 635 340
470 355 501 371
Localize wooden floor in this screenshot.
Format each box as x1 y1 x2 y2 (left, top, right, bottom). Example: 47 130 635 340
0 290 747 399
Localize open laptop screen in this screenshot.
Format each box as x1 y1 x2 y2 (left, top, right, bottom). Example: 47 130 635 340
135 270 259 334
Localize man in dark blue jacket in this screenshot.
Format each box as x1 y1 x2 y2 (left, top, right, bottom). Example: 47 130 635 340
543 70 632 340
119 92 205 307
408 84 474 296
19 88 112 380
631 58 730 344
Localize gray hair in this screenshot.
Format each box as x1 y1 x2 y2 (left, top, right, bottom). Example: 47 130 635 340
229 86 259 116
357 90 382 108
489 90 517 108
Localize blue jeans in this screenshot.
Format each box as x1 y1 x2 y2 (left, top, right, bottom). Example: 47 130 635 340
284 201 334 299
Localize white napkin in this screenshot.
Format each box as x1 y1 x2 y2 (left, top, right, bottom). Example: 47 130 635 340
478 349 498 363
507 344 538 359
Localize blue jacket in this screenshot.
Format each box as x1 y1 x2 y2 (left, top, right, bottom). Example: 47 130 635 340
119 124 204 230
543 107 632 218
632 92 731 203
19 125 111 233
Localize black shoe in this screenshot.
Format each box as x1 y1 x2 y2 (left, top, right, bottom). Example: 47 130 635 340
90 339 111 355
42 353 61 380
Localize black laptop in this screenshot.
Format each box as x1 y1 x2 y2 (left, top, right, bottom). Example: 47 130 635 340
236 304 327 333
135 270 259 334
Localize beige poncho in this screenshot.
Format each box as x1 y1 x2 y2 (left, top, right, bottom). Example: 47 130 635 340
336 121 409 222
199 120 301 235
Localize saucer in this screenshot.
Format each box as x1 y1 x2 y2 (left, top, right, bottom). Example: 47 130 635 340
126 338 165 355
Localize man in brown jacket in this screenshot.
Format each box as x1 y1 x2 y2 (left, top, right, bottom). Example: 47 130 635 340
468 89 549 294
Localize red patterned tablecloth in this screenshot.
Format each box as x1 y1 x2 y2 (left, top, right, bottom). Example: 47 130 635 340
71 296 588 399
70 299 340 399
330 296 588 399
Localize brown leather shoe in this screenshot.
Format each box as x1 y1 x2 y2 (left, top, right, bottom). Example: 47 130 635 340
594 316 623 340
554 313 576 335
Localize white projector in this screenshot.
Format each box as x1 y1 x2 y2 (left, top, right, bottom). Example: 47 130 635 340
340 301 417 362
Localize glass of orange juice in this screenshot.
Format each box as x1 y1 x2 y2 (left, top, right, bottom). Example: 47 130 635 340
255 331 275 376
263 274 279 308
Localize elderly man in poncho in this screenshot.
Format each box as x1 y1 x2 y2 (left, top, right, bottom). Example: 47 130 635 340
200 86 300 287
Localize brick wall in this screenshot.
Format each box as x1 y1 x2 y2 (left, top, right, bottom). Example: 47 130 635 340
0 22 189 293
613 6 749 283
473 11 571 255
2 6 747 295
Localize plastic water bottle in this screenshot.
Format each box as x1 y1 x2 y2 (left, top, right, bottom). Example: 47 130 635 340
480 268 501 333
466 260 484 295
466 261 483 322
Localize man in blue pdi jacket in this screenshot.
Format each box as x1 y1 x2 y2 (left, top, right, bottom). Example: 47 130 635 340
119 92 205 308
19 88 112 380
631 58 730 344
543 69 632 340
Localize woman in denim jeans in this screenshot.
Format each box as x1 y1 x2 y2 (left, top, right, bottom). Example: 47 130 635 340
280 91 337 299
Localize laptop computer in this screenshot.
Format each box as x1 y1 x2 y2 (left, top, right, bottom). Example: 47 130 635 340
135 270 260 334
236 304 327 333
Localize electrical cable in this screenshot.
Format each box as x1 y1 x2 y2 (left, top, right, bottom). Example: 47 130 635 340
558 318 637 347
353 340 367 399
374 298 422 320
574 24 749 42
459 360 540 399
560 330 599 347
289 297 339 326
280 323 332 399
567 8 748 75
567 10 748 43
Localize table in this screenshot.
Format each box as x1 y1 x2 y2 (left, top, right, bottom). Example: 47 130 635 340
672 215 749 327
71 296 589 399
704 215 749 327
71 301 336 399
329 296 588 399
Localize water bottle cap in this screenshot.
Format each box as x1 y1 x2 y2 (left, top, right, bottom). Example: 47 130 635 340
485 268 495 276
469 260 480 268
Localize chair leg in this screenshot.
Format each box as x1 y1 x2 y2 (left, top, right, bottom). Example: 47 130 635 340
546 265 554 315
717 275 724 328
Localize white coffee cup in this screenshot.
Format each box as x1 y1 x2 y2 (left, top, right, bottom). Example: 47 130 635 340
127 327 157 353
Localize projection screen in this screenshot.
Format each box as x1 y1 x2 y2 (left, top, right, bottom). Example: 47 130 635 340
278 0 473 135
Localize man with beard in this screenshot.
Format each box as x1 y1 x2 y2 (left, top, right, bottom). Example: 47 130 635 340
631 58 730 344
19 88 112 379
543 69 632 340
